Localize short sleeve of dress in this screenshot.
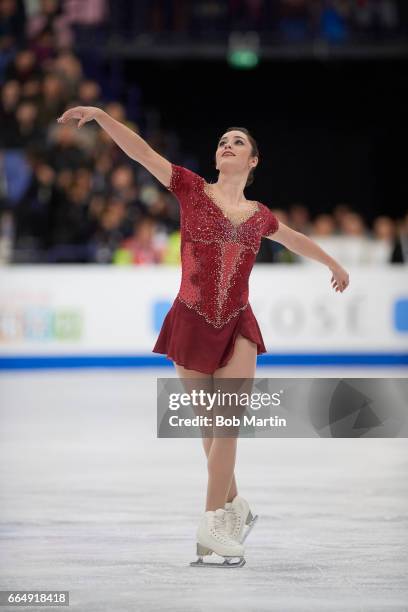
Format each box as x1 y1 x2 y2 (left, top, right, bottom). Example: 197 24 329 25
166 163 202 208
261 204 280 237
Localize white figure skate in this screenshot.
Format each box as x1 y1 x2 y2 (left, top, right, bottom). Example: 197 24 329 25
224 495 259 543
190 508 246 568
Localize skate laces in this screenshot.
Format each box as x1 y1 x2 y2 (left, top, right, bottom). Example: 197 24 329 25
225 508 239 535
214 509 226 529
225 508 235 527
211 509 230 542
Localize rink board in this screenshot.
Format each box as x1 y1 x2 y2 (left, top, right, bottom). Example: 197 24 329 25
0 264 407 368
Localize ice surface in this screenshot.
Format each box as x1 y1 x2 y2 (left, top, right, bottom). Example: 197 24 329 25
0 369 407 612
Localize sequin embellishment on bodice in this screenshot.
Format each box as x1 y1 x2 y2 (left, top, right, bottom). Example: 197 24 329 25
203 182 261 229
166 164 279 329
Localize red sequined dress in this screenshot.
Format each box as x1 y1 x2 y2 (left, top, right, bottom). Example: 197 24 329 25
152 164 279 374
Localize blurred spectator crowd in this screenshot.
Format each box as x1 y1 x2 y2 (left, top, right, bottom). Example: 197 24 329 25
1 0 405 50
258 204 408 265
108 0 405 44
0 0 407 266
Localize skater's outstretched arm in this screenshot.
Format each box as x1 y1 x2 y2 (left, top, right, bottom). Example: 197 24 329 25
266 222 350 293
57 106 172 188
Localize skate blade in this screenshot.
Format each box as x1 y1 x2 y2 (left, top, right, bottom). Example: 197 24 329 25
240 513 259 544
190 556 246 568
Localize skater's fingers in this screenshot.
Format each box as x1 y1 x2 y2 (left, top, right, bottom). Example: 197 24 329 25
57 107 83 123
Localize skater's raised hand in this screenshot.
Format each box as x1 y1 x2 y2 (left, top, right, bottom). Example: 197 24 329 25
57 106 102 129
330 263 349 293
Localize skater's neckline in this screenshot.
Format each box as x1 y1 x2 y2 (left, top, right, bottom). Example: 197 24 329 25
202 180 261 230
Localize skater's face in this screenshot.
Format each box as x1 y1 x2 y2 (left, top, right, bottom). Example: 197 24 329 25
215 130 258 176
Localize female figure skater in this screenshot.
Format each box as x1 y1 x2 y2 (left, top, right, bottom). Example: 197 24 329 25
57 107 350 568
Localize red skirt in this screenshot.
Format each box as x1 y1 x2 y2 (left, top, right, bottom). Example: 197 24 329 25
152 297 267 374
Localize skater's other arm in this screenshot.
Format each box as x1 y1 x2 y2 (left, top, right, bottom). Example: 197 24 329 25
57 106 172 188
266 222 350 293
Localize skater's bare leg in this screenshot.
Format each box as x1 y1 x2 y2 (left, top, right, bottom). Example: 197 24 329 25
174 362 214 440
175 362 238 503
214 333 257 379
202 437 238 502
206 437 239 511
205 334 257 511
174 363 211 381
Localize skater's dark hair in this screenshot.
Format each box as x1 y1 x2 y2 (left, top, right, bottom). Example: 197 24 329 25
217 127 259 188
